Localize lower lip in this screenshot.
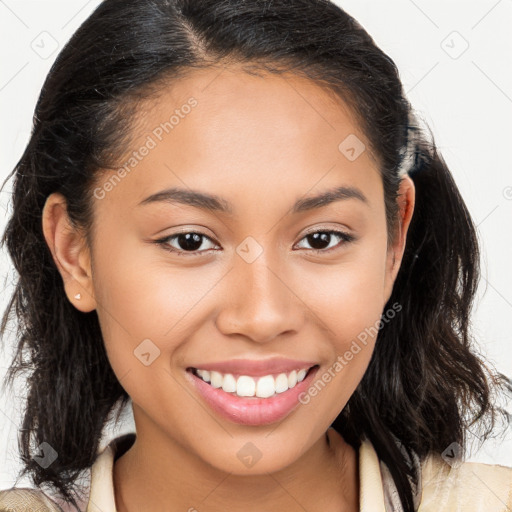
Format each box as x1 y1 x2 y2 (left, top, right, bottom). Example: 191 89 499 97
185 366 319 426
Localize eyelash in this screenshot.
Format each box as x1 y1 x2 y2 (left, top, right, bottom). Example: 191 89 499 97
153 229 355 257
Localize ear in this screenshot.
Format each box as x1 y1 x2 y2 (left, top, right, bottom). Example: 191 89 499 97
383 175 415 304
41 192 96 312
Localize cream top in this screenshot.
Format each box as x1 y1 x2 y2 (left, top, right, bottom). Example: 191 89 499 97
81 429 512 512
2 428 511 511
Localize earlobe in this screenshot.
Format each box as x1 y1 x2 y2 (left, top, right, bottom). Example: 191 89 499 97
41 193 96 312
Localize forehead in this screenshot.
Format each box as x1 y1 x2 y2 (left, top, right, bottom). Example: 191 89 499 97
94 64 382 215
142 64 367 151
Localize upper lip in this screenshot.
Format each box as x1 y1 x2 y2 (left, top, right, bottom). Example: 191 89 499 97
189 358 318 376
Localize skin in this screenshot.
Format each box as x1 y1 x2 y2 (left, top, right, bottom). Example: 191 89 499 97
42 64 415 512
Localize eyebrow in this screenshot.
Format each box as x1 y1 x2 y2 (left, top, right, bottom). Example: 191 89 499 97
137 185 368 214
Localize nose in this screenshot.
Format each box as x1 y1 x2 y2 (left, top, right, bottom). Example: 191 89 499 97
215 254 305 344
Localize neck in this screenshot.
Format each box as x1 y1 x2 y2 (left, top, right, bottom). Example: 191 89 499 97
113 413 359 512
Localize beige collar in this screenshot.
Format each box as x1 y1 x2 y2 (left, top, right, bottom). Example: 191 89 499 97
85 430 405 512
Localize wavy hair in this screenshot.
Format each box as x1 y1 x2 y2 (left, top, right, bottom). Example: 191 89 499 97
1 1 510 510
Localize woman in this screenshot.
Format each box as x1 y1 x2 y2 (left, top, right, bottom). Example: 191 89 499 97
1 0 511 511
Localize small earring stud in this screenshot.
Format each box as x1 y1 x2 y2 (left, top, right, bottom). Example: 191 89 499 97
74 293 81 300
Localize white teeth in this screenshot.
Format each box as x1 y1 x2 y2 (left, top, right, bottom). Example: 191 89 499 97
237 375 256 396
256 375 275 398
210 371 223 388
194 367 312 398
275 373 289 393
197 369 210 382
222 373 237 393
288 370 297 388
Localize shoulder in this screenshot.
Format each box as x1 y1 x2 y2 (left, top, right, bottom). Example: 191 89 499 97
0 434 134 512
0 487 64 511
418 452 512 512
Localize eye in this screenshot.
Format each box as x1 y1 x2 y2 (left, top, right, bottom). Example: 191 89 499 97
154 231 219 256
294 230 355 254
153 229 355 257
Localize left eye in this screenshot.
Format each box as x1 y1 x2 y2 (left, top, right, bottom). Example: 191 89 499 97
154 229 355 256
295 230 355 253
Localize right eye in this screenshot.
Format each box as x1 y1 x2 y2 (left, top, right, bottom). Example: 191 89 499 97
154 231 220 256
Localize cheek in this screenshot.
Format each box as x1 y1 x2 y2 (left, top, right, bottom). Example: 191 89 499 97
306 241 388 344
90 230 172 373
90 229 225 378
297 306 381 424
294 239 388 411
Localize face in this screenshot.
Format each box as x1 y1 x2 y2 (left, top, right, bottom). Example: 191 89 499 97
43 64 414 475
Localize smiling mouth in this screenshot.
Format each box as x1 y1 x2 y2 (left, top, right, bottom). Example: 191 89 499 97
187 365 319 399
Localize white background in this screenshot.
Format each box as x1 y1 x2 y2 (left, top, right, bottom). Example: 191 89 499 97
1 0 511 491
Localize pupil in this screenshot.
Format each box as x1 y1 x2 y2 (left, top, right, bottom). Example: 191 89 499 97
178 233 203 251
308 232 330 250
